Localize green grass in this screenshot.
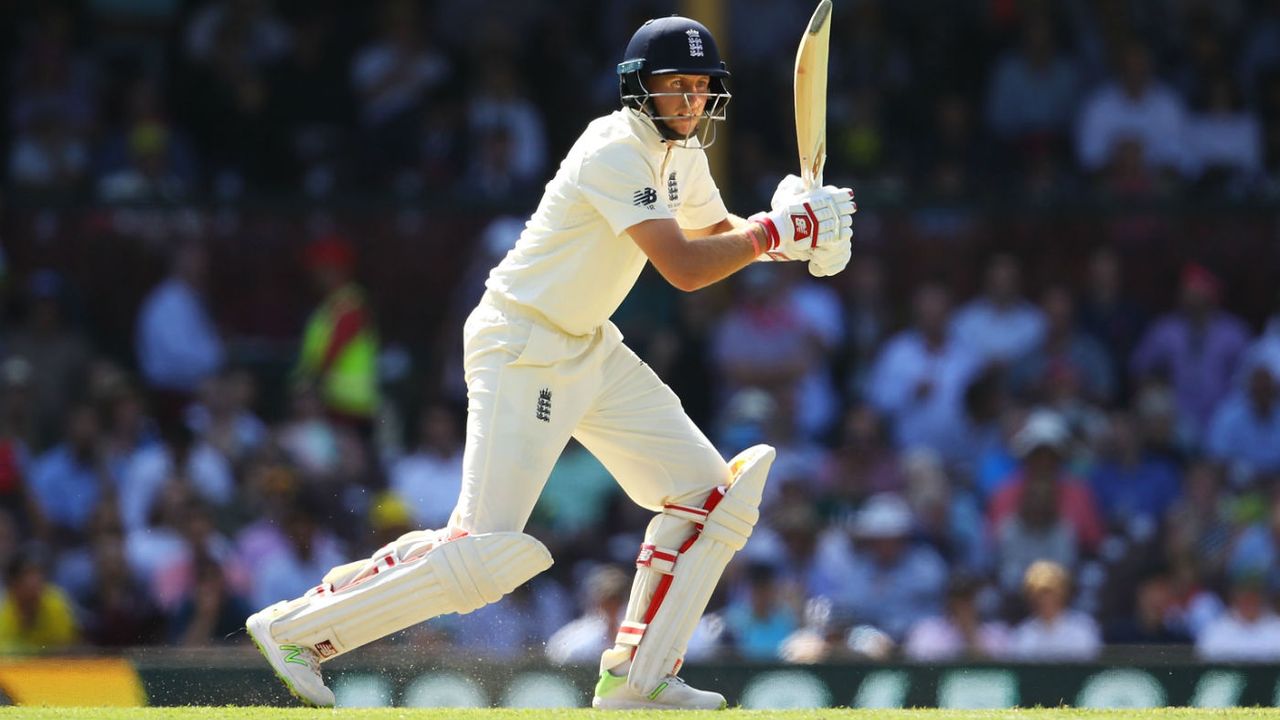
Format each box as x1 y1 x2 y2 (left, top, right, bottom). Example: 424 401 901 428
1 710 1279 720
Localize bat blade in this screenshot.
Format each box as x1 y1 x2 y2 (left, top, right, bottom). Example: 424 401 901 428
795 0 832 191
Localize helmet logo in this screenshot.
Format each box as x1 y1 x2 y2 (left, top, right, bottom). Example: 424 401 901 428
686 28 704 58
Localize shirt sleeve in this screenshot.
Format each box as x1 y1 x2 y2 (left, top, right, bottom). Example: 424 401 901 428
676 149 729 230
576 143 673 236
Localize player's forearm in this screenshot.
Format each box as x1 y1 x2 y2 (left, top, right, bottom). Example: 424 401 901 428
672 222 770 292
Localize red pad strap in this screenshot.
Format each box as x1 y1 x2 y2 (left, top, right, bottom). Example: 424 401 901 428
636 544 679 575
640 487 727 627
615 621 647 647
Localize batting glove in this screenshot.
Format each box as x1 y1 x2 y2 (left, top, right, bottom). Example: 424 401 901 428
809 184 856 277
750 182 855 262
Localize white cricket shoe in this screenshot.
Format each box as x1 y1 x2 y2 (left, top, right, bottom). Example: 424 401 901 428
592 670 727 710
246 602 336 708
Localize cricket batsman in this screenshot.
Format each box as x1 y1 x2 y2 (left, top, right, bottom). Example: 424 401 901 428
246 15 854 709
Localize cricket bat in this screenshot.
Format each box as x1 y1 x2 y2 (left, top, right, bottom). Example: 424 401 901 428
795 0 832 192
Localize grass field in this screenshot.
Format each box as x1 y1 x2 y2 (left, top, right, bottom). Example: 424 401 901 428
1 710 1279 720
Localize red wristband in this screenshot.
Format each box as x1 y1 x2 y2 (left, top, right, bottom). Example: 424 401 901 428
749 213 781 252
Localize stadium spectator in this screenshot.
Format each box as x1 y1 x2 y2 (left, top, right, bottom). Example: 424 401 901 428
135 240 225 420
1008 560 1101 660
1012 285 1115 406
1131 263 1251 444
466 60 548 193
903 574 1009 661
244 493 345 609
1205 364 1280 482
988 410 1105 555
184 368 267 468
723 562 800 661
1105 572 1193 645
951 254 1046 366
866 284 983 464
535 438 618 538
1182 74 1263 190
183 0 291 67
0 544 79 652
450 576 572 660
350 0 450 177
1195 574 1280 661
546 565 629 665
985 13 1080 146
7 5 94 193
1227 493 1280 596
711 265 829 439
1076 247 1147 398
4 270 91 450
389 401 464 530
294 236 379 433
1164 460 1234 584
167 555 254 646
823 493 947 640
1076 40 1189 174
835 255 891 396
118 421 232 534
994 460 1079 593
27 402 111 539
902 449 986 574
1089 412 1182 528
81 535 164 647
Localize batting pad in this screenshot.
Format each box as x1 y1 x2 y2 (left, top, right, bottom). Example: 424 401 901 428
626 444 775 693
266 531 552 660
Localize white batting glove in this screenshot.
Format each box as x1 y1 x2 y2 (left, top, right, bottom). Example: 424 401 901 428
750 185 854 262
770 174 809 209
809 184 856 277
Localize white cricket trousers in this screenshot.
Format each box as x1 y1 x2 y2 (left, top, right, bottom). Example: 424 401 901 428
449 291 729 534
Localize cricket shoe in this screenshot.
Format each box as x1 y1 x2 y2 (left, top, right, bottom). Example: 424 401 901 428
246 602 336 708
592 670 727 710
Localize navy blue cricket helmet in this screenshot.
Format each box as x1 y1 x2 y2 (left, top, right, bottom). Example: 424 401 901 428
618 16 732 146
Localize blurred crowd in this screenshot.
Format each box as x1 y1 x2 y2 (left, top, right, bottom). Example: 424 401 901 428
2 0 1280 668
7 0 1280 204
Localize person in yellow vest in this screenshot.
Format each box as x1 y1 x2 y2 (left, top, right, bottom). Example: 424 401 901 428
0 545 79 653
296 236 379 435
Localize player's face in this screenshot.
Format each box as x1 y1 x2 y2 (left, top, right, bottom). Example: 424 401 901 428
648 74 712 137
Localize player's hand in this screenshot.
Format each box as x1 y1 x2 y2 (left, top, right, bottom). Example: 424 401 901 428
769 174 809 209
808 184 855 277
750 183 854 262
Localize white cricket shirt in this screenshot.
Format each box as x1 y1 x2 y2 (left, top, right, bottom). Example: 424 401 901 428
485 109 728 336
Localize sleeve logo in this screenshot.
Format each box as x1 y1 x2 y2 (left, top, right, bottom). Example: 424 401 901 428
633 187 658 209
536 388 552 422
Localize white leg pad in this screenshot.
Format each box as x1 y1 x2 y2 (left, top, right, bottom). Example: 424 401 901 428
262 531 552 660
624 444 774 694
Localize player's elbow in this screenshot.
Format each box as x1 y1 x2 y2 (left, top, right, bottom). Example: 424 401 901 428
665 269 708 293
650 260 701 292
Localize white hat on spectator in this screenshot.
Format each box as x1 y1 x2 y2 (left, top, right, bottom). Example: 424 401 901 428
1011 409 1069 458
852 493 913 539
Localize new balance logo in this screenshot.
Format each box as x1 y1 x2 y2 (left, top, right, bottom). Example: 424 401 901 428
280 644 308 666
791 213 813 240
633 187 658 208
536 388 552 422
